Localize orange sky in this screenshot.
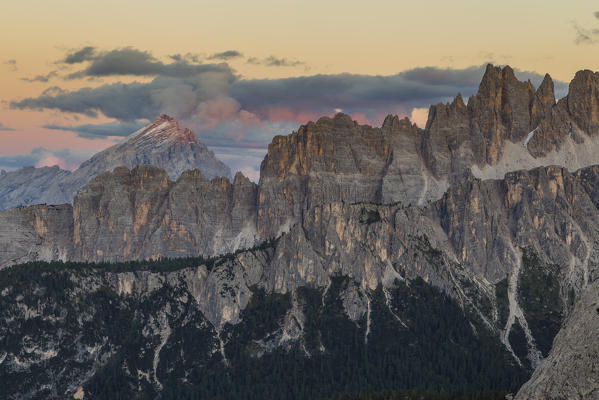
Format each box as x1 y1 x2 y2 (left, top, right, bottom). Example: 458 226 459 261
1 0 598 164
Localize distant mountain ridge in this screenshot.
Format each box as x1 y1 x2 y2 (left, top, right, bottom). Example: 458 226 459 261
1 64 599 399
0 115 231 210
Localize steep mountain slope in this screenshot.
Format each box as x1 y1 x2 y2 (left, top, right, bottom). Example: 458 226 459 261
1 164 597 374
5 159 599 398
0 166 72 209
1 64 599 398
515 278 599 399
257 65 599 238
0 204 73 267
0 115 231 210
74 166 256 262
0 166 256 269
0 234 525 399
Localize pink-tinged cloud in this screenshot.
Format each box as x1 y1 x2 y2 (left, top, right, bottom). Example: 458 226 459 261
191 97 263 130
262 107 328 125
35 156 80 171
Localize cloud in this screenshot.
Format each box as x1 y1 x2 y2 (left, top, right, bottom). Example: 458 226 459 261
12 71 236 120
0 122 15 131
208 50 243 60
12 61 566 124
61 47 232 79
0 147 95 171
573 15 599 45
169 53 202 63
10 52 568 178
247 56 306 67
4 59 17 71
21 71 58 83
410 108 429 128
63 46 97 64
43 119 149 139
12 62 566 131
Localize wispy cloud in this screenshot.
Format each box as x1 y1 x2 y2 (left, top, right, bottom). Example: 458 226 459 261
21 71 58 83
168 53 202 63
60 46 231 79
3 59 17 71
0 147 95 171
0 122 15 131
572 13 599 45
43 120 148 139
247 55 306 68
208 50 243 60
63 46 97 64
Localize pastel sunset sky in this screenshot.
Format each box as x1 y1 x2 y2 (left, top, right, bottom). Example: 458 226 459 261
1 0 598 179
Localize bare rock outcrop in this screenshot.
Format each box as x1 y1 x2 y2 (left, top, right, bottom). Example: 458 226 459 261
257 113 445 239
0 204 73 269
73 165 257 262
515 279 599 399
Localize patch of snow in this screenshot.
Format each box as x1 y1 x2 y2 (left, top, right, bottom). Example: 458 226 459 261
501 243 543 367
152 312 172 390
218 334 229 366
472 133 599 181
364 296 372 343
382 287 407 328
524 129 537 148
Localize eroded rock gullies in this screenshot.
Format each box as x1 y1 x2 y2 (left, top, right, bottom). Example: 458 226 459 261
73 165 258 262
3 164 599 397
515 278 599 399
257 65 599 238
257 113 447 239
0 204 73 269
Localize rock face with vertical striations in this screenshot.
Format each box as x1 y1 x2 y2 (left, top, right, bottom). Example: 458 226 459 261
73 165 257 262
257 113 447 239
4 163 599 398
0 115 231 210
0 204 73 269
515 278 599 399
2 65 599 398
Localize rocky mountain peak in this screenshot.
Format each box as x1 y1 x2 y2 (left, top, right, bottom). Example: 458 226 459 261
381 114 417 132
566 69 599 135
476 64 533 100
131 114 198 145
530 73 556 127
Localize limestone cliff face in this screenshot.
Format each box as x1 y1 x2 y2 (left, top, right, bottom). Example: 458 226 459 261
435 165 599 286
257 113 446 239
258 65 599 238
515 278 599 399
73 165 257 262
0 204 73 269
3 164 599 397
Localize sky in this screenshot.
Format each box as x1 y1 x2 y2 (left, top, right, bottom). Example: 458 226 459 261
1 1 598 180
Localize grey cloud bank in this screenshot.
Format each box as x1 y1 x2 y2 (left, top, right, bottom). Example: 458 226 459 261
8 46 568 178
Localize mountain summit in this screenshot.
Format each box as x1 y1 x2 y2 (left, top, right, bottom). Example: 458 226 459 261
128 114 199 146
75 114 230 183
0 116 231 210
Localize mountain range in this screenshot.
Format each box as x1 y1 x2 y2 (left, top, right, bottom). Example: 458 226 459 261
0 114 231 210
1 64 599 399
